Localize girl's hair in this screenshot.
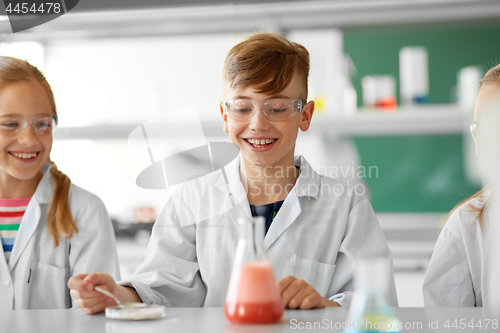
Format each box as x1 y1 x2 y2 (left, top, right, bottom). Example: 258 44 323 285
440 188 486 229
223 32 310 97
480 64 500 86
0 56 78 247
441 64 500 229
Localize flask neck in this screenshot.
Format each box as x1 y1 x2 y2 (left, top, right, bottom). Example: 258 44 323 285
238 216 266 261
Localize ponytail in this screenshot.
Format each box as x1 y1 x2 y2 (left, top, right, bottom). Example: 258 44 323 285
46 161 78 247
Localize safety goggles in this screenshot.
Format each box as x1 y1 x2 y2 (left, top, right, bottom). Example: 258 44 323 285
0 114 58 136
221 98 307 122
470 123 477 142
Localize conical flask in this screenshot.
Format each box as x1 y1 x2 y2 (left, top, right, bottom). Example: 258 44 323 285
343 257 401 333
225 216 284 324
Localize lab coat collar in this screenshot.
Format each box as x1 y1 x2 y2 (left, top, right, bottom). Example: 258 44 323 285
293 155 322 199
8 164 53 271
215 154 321 250
263 189 301 250
214 155 322 199
34 164 54 204
214 156 243 195
264 156 322 249
214 156 252 223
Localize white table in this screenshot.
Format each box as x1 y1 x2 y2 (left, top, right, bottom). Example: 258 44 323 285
2 307 499 332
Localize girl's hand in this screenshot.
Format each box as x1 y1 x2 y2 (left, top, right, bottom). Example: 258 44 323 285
68 273 140 314
277 275 340 309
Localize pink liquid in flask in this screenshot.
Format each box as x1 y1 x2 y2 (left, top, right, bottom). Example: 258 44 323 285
225 261 283 324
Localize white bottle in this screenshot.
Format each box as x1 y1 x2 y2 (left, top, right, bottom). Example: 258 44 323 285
399 46 429 106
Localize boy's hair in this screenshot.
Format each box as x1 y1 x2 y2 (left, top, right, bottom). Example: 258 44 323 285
223 33 309 98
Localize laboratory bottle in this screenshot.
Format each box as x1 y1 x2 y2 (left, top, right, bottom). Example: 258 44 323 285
399 46 429 105
343 257 401 333
224 216 283 324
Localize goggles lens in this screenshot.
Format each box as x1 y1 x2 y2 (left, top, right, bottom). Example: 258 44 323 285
223 98 306 122
470 123 477 142
0 114 58 136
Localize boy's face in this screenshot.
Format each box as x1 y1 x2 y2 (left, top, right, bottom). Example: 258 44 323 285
221 71 314 168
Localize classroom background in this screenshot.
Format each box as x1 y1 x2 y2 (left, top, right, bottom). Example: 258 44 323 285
1 0 499 307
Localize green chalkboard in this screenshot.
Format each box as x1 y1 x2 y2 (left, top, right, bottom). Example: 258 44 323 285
353 135 480 212
343 24 500 212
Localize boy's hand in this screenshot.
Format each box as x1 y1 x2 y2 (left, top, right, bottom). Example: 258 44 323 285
277 275 340 309
68 273 141 314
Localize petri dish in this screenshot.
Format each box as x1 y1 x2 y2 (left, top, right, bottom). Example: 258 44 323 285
105 304 166 321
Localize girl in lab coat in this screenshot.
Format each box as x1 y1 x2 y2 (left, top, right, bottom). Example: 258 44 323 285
69 33 397 314
423 64 500 306
0 56 120 309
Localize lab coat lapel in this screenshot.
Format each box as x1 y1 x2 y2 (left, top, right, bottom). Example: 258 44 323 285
216 155 252 227
215 155 320 250
8 198 41 272
263 156 321 250
0 237 9 275
263 191 301 250
8 166 52 272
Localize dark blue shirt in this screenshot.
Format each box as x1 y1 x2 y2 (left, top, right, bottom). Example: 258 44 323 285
250 200 285 234
249 166 299 234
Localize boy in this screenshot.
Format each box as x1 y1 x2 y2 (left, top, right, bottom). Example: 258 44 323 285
69 33 397 313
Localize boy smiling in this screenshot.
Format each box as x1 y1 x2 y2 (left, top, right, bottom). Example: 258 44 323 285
69 33 397 312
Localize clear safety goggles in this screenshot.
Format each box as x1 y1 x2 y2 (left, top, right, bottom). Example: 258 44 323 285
221 98 307 122
0 114 58 136
470 123 477 142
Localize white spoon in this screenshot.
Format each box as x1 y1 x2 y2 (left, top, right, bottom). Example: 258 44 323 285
94 286 126 308
94 286 147 309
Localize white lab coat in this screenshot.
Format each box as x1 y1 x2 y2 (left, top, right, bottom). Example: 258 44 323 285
0 165 120 309
123 155 397 308
423 191 489 307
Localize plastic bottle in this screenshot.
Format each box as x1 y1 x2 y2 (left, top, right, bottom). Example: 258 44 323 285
399 46 429 106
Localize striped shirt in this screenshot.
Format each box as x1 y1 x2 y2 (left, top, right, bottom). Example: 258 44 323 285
0 197 31 263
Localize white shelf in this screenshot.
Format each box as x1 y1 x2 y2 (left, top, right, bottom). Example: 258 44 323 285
53 124 136 140
311 104 466 136
377 212 446 231
53 104 466 140
53 123 227 140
